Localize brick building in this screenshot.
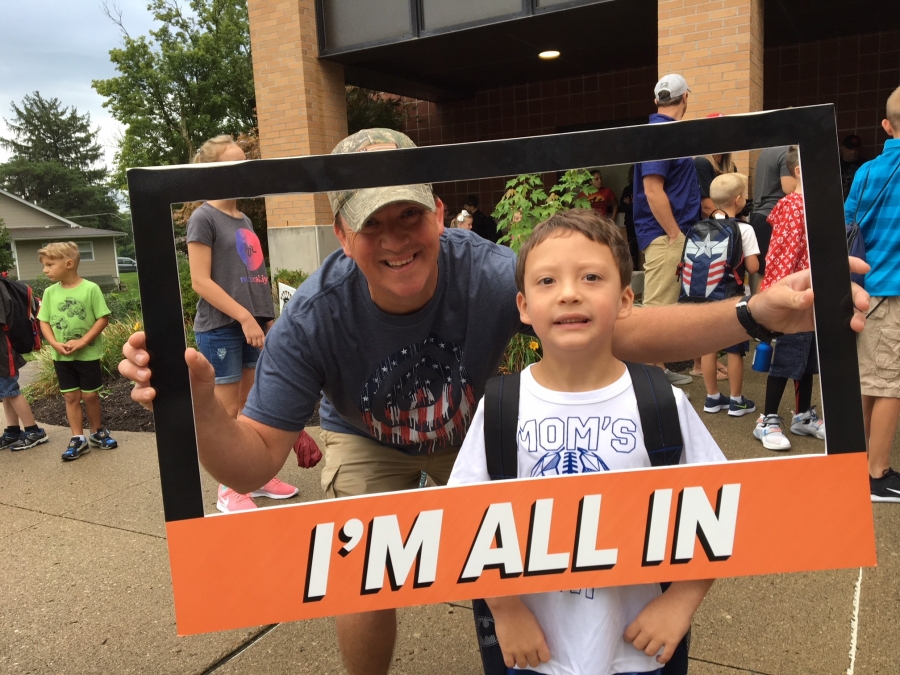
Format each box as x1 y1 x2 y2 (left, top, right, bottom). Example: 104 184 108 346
247 0 900 273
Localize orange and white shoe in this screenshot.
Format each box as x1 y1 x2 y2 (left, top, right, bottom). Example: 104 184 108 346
216 486 258 513
250 477 300 500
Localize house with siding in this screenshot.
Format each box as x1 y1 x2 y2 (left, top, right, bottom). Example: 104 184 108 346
0 188 124 290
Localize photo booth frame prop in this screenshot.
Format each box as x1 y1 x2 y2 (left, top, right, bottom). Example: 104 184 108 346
128 105 876 636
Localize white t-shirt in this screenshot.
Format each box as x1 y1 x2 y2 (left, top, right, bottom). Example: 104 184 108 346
449 365 726 675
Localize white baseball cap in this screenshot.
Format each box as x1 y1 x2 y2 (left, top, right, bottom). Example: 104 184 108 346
654 74 691 102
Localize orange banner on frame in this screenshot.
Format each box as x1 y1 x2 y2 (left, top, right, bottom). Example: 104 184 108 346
167 453 875 636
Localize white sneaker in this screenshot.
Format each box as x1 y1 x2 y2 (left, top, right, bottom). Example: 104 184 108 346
791 407 826 440
753 414 792 451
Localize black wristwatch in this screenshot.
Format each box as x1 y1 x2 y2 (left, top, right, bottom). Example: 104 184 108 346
735 299 784 341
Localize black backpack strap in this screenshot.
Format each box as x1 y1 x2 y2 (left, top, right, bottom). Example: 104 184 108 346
483 373 520 481
627 361 689 675
625 362 683 467
475 372 521 675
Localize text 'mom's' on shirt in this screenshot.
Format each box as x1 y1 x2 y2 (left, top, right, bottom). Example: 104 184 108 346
242 229 523 455
449 365 726 675
186 203 275 333
37 279 110 362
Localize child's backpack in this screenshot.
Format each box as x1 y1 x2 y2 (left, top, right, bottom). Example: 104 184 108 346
0 278 41 355
472 362 689 675
677 217 745 302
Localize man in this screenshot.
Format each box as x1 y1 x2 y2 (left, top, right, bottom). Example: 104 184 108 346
845 86 900 502
633 74 701 385
463 194 499 243
840 134 864 200
121 128 869 675
749 145 796 284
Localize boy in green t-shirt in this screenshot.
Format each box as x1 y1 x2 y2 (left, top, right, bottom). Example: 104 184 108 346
37 242 117 460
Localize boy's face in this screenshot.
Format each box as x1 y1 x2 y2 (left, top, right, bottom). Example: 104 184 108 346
41 257 73 282
516 232 633 354
591 173 603 189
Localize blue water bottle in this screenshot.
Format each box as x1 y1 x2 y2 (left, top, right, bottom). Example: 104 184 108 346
752 341 772 372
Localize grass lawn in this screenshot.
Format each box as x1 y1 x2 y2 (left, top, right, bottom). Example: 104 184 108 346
118 272 140 299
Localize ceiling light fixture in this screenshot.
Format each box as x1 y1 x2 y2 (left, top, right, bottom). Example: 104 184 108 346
538 50 560 60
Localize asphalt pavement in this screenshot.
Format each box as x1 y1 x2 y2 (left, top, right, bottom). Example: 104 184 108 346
1 362 897 674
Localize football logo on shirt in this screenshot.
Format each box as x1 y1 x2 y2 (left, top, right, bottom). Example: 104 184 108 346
358 334 476 451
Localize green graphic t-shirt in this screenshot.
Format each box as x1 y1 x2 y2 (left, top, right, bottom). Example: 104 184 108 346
38 280 111 361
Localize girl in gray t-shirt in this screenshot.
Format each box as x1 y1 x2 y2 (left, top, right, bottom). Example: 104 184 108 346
185 135 298 513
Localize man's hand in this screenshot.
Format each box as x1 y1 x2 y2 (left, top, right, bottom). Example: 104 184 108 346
485 596 551 669
748 257 870 335
119 331 218 413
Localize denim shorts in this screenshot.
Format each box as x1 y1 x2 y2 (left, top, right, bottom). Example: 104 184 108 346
195 322 261 385
0 375 21 399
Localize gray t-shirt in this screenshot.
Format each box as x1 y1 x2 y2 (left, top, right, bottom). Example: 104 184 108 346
186 203 275 332
752 146 792 217
243 229 522 455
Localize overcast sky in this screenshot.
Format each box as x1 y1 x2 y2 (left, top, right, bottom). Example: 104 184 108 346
0 0 157 167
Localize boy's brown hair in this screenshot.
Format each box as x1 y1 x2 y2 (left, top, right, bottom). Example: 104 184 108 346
38 241 80 265
786 145 800 176
515 209 632 293
709 172 748 210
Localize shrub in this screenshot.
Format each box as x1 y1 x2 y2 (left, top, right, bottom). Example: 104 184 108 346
273 268 308 288
105 291 143 322
178 252 199 327
491 169 594 373
28 274 53 299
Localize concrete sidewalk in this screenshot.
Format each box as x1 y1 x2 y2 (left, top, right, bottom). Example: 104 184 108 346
1 366 898 674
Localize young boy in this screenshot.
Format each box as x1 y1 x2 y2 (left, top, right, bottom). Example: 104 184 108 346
753 147 825 451
449 209 725 675
697 173 759 417
0 280 47 452
37 242 118 461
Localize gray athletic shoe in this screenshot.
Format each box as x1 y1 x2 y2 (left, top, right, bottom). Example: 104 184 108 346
665 369 693 386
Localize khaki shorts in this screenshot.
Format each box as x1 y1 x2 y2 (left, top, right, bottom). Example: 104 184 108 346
319 429 461 498
641 233 685 306
858 296 900 398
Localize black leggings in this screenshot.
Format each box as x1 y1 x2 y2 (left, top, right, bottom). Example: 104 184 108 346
764 372 814 417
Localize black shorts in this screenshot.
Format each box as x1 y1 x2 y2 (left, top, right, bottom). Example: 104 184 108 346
54 360 103 393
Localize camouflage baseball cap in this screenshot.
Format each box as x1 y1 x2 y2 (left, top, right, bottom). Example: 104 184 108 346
328 128 436 232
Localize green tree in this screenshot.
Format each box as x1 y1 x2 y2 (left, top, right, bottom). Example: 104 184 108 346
0 220 15 274
93 0 256 188
0 93 119 230
346 87 410 135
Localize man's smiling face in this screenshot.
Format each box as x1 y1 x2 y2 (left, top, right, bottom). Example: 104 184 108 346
335 199 446 315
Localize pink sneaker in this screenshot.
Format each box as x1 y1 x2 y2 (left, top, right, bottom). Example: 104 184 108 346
250 477 300 500
216 486 258 513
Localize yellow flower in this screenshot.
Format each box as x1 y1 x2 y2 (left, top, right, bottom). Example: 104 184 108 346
133 321 143 331
529 341 539 351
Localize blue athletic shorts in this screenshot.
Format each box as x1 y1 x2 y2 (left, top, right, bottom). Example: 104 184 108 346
195 322 262 385
0 375 21 399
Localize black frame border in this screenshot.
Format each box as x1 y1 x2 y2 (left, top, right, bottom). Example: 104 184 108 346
127 105 863 523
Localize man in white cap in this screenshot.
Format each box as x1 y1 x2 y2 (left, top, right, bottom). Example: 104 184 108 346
121 128 869 675
633 74 702 385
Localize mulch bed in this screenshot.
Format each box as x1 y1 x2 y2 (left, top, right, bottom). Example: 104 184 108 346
30 377 322 433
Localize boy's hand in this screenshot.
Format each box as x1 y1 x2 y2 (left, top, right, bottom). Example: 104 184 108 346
64 338 86 353
624 579 713 664
485 596 551 669
52 342 71 356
